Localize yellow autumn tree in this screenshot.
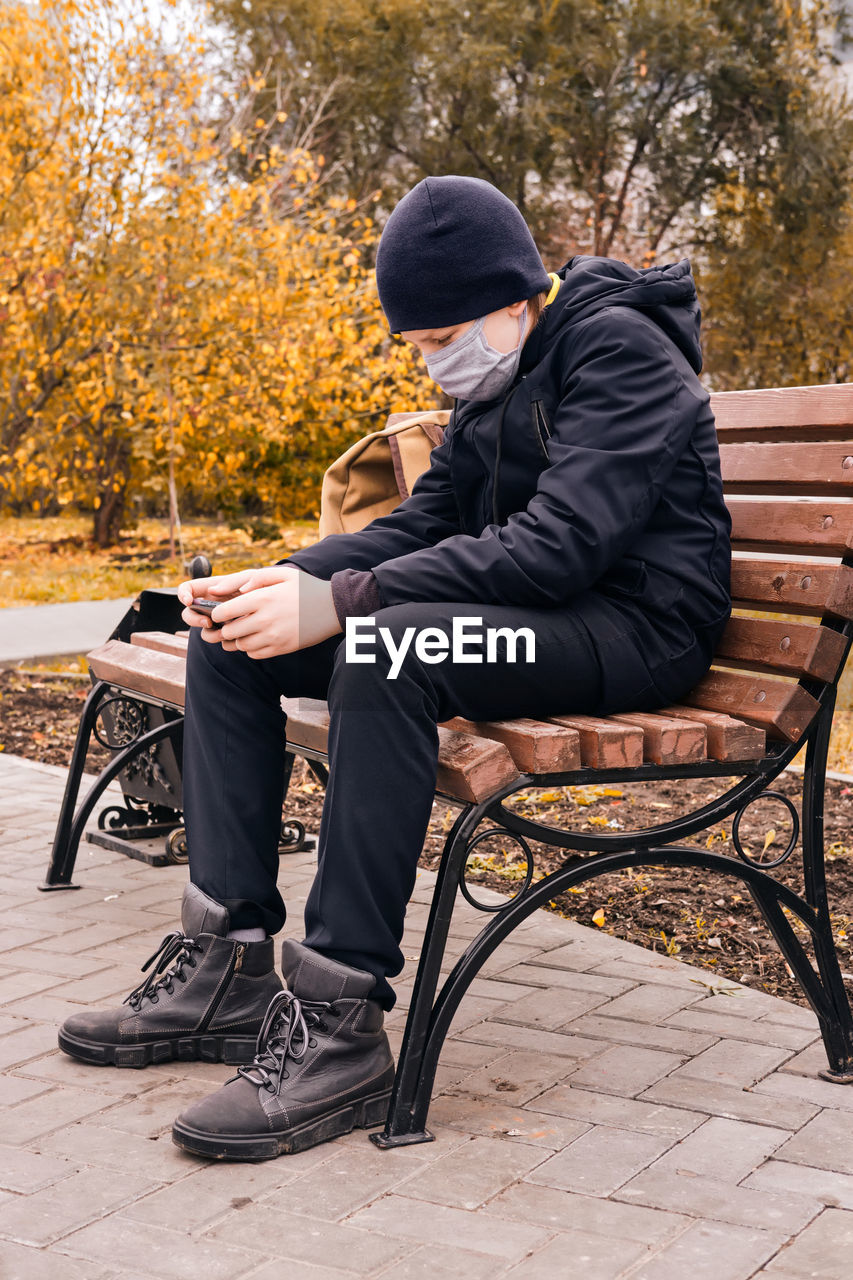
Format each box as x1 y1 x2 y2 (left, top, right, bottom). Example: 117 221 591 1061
700 182 853 391
698 63 853 391
0 0 433 545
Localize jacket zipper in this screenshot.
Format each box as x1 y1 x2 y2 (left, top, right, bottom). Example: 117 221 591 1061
531 398 551 461
198 942 245 1032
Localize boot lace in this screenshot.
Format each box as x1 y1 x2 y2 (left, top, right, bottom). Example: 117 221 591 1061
237 990 339 1095
123 931 204 1010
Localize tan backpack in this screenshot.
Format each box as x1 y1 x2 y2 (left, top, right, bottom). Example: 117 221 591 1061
318 409 451 538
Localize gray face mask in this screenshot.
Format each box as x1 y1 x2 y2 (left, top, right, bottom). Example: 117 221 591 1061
424 308 528 401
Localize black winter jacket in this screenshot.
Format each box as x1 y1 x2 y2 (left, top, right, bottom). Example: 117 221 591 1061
288 256 732 698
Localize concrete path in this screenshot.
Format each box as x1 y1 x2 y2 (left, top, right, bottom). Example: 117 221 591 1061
1 752 852 1279
0 599 135 665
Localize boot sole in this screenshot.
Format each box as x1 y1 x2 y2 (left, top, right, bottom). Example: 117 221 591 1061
58 1028 258 1068
171 1088 392 1161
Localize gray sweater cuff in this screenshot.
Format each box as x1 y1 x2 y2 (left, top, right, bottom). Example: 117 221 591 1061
330 569 382 627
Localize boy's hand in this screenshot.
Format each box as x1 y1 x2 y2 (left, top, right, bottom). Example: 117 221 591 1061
179 566 342 658
178 566 293 635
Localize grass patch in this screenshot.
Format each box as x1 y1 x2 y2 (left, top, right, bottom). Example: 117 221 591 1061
0 515 318 607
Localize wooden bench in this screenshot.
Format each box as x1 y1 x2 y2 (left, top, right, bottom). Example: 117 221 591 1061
44 381 853 1148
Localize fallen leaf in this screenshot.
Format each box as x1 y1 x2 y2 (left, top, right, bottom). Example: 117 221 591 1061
592 908 606 927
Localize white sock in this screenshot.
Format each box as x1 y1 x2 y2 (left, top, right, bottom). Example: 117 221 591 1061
226 927 267 943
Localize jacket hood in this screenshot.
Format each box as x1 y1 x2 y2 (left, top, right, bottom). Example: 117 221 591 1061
531 255 703 374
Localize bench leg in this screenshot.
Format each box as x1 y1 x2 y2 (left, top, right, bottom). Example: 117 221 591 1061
307 759 329 788
42 710 185 891
737 698 853 1080
802 698 853 1081
41 681 112 889
371 802 484 1148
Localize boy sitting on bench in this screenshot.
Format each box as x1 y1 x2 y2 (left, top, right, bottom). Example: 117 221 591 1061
58 175 731 1162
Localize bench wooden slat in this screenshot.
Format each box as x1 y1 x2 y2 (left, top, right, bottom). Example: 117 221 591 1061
131 631 191 659
721 442 853 496
716 617 848 682
712 384 853 440
281 697 520 803
661 706 766 761
608 712 706 765
730 559 853 619
88 640 187 709
728 499 853 557
279 697 330 754
444 717 581 773
546 715 644 768
434 728 521 802
684 670 820 742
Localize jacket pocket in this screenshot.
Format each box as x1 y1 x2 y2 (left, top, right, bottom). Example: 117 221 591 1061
599 557 648 602
530 398 551 462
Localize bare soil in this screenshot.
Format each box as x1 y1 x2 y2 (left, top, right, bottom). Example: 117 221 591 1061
4 669 853 1008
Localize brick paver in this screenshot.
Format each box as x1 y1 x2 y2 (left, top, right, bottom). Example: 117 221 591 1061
665 1006 819 1051
771 1108 853 1175
760 1207 853 1277
744 1159 853 1209
505 1229 652 1279
615 1165 821 1232
1 749 852 1279
532 1081 707 1138
640 1073 820 1130
648 1115 791 1182
627 1219 786 1279
525 1124 675 1198
484 1180 687 1243
429 1093 591 1150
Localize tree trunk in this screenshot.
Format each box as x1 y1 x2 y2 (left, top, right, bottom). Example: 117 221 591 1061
91 483 127 547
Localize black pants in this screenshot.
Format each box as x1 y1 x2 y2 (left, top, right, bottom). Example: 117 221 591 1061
182 595 711 1008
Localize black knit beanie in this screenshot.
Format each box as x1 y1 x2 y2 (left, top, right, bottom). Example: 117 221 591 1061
376 175 551 332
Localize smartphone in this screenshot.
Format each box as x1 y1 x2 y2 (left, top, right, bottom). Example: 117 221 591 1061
191 597 226 628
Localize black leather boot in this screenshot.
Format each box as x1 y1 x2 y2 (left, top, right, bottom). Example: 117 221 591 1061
171 939 395 1160
58 884 283 1067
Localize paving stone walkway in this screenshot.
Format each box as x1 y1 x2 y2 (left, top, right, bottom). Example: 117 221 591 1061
0 598 135 666
1 751 853 1279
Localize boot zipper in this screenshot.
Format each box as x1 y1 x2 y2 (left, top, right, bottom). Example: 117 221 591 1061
197 942 245 1033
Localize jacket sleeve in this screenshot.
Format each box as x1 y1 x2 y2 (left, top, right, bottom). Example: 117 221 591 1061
282 433 461 580
371 309 707 608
